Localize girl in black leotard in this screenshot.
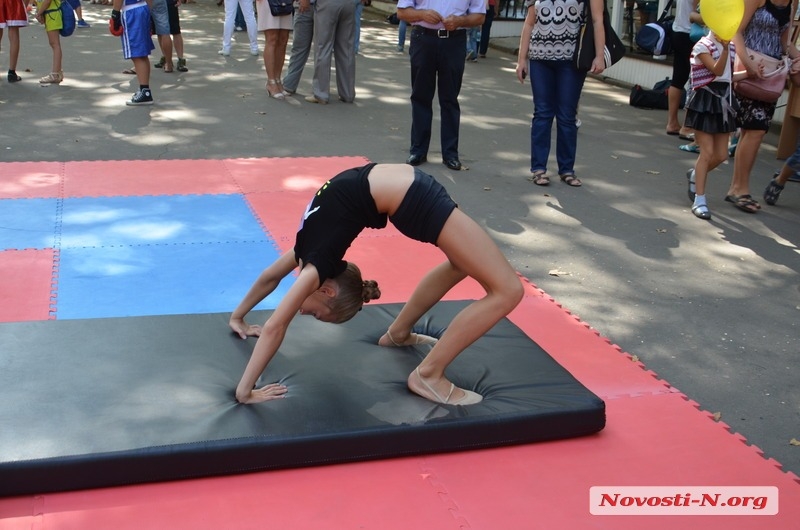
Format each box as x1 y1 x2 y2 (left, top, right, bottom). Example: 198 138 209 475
229 163 523 406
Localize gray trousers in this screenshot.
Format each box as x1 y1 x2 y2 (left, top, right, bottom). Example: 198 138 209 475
282 7 314 93
311 0 356 102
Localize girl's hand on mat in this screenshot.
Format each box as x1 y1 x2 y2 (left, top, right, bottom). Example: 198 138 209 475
229 317 261 339
238 383 288 404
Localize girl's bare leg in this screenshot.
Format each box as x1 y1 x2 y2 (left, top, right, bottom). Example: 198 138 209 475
9 27 21 71
378 260 466 347
384 209 523 404
48 31 62 73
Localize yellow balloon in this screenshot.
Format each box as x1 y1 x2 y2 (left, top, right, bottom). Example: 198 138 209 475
700 0 745 41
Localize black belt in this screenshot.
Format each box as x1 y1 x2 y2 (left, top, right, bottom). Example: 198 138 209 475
412 27 466 39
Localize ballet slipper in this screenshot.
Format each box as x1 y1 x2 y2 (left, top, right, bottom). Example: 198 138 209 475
410 367 483 406
382 329 438 347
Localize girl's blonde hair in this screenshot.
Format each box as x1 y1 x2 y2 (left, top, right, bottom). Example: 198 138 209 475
329 262 381 323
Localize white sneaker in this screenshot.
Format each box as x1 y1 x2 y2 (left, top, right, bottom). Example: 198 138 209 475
218 49 231 56
250 49 259 56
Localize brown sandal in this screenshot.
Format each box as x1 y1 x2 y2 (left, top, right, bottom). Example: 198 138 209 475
560 173 582 187
531 170 549 186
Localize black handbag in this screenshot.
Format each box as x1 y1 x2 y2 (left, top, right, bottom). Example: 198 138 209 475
267 0 293 16
573 0 626 71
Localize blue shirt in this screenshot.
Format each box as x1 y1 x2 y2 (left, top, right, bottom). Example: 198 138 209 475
397 0 487 30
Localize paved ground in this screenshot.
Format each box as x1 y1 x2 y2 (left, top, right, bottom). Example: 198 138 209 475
1 2 798 477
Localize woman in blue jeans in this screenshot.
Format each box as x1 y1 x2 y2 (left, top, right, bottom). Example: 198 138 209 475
515 0 607 187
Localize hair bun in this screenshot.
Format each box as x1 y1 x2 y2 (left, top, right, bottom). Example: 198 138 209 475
361 279 381 303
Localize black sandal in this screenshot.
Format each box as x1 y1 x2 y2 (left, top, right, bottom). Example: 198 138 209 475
560 173 582 187
530 170 550 186
725 194 759 213
763 179 784 206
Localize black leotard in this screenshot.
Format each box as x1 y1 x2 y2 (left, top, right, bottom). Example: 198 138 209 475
294 164 457 286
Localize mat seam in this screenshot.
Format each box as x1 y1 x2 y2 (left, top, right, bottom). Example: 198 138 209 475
49 163 65 320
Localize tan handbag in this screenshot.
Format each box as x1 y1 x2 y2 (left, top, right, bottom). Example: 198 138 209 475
734 48 790 103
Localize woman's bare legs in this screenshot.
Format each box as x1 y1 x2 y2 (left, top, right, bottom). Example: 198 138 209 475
728 128 764 199
380 209 523 404
264 29 290 94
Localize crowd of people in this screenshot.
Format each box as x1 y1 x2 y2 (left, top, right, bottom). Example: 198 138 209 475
1 0 796 210
666 0 798 218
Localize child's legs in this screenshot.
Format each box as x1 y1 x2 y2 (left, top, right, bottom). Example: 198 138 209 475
131 56 150 85
693 132 728 196
414 209 523 378
8 27 21 70
46 30 62 72
777 134 800 185
386 260 467 343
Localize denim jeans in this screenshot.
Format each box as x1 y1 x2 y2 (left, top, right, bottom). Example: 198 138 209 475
398 20 407 50
787 135 800 174
466 27 480 58
354 0 363 53
529 59 586 175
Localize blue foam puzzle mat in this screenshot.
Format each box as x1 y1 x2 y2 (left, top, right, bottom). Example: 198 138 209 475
0 198 59 250
55 241 291 319
59 195 267 248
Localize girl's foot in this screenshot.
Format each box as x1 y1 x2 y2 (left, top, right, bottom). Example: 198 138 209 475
39 72 63 85
408 367 482 406
691 196 711 220
378 329 437 347
7 70 21 82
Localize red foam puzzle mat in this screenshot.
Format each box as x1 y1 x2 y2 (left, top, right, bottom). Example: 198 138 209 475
0 158 797 528
0 249 56 322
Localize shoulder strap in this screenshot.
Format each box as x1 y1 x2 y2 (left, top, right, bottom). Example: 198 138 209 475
658 0 674 22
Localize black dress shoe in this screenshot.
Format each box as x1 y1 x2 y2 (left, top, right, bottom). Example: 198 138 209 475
443 158 462 170
406 154 427 166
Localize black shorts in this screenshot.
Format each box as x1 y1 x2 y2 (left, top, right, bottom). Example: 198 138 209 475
389 169 457 245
